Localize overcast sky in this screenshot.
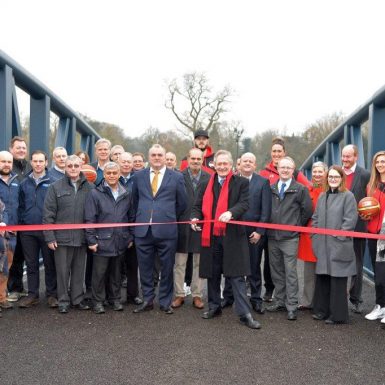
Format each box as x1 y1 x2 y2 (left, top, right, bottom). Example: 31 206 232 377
2 0 385 139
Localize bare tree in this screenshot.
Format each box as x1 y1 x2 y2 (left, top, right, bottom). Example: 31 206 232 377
165 72 233 138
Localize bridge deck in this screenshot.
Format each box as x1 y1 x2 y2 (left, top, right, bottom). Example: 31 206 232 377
0 262 383 385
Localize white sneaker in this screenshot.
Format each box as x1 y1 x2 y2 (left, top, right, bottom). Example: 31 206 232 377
365 305 385 320
381 316 385 324
183 283 192 296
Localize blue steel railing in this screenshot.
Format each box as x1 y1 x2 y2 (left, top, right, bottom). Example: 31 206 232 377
0 50 100 158
301 84 385 278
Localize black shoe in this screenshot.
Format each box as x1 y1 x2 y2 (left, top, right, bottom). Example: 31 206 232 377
58 304 69 314
160 306 174 315
287 310 297 321
112 302 123 311
72 301 91 310
221 299 233 309
263 291 273 302
133 301 154 313
127 296 143 305
350 301 363 314
94 303 105 314
251 302 265 314
240 313 261 329
266 304 286 312
202 308 222 319
312 313 326 321
325 318 335 325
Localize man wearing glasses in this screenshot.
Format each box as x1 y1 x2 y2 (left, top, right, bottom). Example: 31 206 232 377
43 155 94 314
266 157 312 321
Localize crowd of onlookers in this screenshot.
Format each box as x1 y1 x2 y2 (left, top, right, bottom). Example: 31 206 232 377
0 131 384 330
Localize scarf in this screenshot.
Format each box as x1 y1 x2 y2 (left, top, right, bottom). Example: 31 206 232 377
201 172 233 247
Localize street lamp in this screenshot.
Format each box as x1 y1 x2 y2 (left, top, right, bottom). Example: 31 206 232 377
234 127 244 160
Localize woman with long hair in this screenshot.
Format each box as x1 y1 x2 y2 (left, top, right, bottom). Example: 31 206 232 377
364 151 385 322
312 165 357 324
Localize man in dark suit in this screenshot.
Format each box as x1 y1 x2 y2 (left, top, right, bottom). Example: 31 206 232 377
132 144 187 314
341 144 370 313
191 150 261 329
172 148 210 310
222 152 272 314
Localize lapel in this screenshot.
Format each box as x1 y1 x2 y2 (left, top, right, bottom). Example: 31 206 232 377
183 169 194 194
143 168 153 197
350 165 361 192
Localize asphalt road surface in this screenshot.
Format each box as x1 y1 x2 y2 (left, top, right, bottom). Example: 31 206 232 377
0 263 384 385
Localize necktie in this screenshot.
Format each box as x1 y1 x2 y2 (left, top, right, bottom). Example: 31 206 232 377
151 170 159 196
191 176 198 191
279 183 286 200
219 178 224 187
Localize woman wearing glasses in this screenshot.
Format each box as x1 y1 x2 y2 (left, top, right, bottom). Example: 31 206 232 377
311 165 358 324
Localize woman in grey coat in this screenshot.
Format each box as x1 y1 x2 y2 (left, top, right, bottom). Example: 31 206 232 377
311 165 358 324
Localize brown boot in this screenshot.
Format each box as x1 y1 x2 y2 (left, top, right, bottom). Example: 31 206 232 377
193 297 204 309
171 296 185 308
18 296 39 308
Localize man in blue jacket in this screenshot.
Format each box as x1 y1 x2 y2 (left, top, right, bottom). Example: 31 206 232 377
85 162 135 314
18 150 57 308
132 144 187 314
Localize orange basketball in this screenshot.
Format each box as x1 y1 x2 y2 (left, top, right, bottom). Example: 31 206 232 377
357 197 380 218
81 164 97 183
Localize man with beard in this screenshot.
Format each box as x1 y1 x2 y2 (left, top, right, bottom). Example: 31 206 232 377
0 151 20 309
180 130 215 174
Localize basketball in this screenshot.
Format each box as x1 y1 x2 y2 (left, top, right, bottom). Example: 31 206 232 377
357 197 380 218
81 164 97 183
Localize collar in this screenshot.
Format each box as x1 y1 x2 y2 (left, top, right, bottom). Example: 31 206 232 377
54 165 65 174
150 166 166 175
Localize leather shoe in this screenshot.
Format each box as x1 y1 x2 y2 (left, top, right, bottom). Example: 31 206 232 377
287 310 297 320
127 296 143 305
171 296 185 308
221 299 233 309
263 291 273 302
193 297 204 309
266 304 286 312
133 301 154 313
312 313 326 321
160 306 174 315
94 303 105 314
72 301 91 310
202 308 222 319
112 302 123 311
251 302 265 314
58 304 69 314
240 313 261 329
47 296 58 308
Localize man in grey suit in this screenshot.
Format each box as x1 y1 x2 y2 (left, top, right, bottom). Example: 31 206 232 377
341 144 370 313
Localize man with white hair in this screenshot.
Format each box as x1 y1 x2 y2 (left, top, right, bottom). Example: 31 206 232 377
266 156 312 321
91 138 112 185
49 146 67 182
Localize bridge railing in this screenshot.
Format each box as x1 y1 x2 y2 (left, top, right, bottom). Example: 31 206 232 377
301 84 385 278
0 50 100 158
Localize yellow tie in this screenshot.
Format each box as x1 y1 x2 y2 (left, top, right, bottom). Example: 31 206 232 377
151 170 159 196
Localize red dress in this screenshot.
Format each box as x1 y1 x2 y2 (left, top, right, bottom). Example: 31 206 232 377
297 185 323 262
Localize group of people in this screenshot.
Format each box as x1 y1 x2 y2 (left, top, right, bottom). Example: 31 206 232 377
0 131 384 330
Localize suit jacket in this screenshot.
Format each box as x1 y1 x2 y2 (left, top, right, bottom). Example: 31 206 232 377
242 173 271 236
349 165 370 232
132 167 187 239
177 168 210 253
191 174 250 278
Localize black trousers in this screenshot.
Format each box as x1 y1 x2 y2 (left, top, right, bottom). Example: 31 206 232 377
92 254 122 304
262 237 275 294
185 253 193 286
367 239 385 307
7 233 25 293
313 274 349 323
349 238 366 304
85 249 94 290
223 235 264 305
19 231 56 298
208 236 251 316
124 246 140 299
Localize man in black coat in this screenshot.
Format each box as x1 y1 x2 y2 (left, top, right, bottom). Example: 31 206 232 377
172 148 210 310
341 144 371 313
191 150 260 329
222 153 272 314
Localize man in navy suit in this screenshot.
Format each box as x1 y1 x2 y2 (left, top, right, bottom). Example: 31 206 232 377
222 153 272 314
132 144 187 314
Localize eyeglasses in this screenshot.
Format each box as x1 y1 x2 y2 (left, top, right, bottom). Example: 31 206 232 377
328 175 341 180
67 164 80 169
105 171 119 176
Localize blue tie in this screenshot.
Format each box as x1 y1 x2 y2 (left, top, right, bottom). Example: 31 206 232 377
279 183 286 200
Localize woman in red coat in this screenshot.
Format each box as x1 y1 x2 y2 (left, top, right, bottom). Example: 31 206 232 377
363 151 385 323
297 161 328 310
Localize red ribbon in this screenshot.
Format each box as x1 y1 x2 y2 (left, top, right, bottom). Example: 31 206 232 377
1 220 385 240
